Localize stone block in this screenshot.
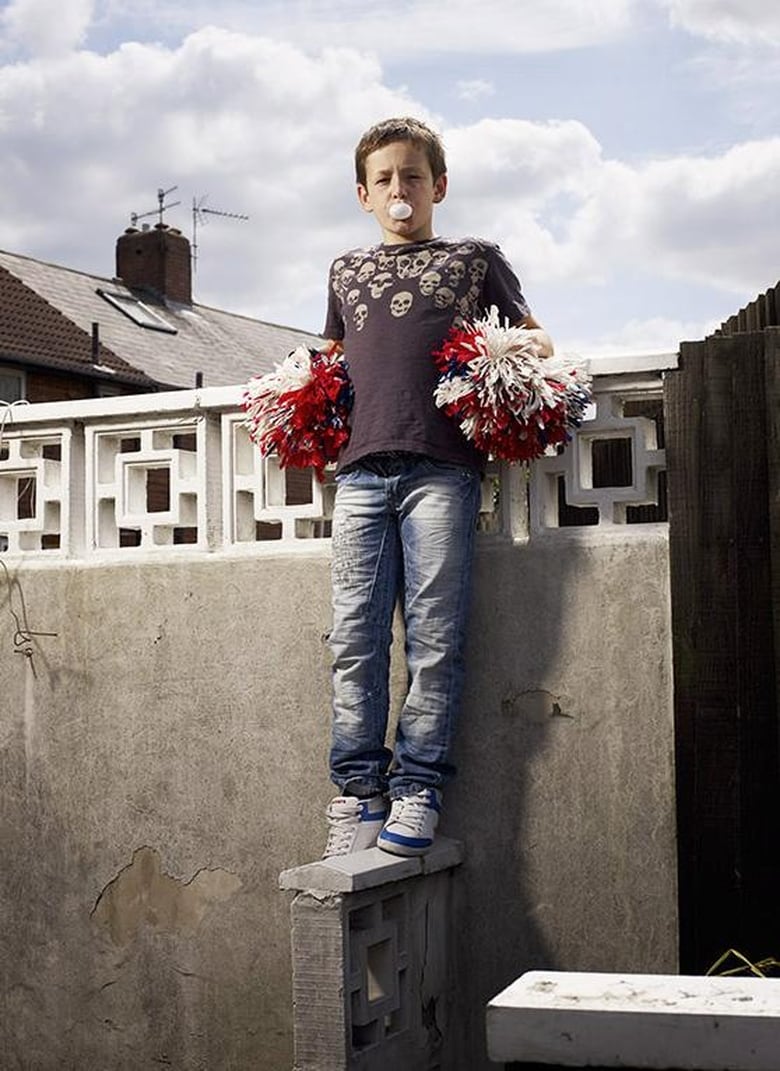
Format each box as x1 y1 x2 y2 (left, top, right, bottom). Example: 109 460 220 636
285 846 465 1071
487 970 780 1069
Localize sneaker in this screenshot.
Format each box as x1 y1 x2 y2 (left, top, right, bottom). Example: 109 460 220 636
322 795 388 858
376 789 441 857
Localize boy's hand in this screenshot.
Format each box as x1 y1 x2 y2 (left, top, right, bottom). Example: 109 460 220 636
517 315 554 357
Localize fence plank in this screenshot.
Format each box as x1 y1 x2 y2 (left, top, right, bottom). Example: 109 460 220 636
730 332 779 964
716 281 780 335
666 332 780 971
767 329 780 780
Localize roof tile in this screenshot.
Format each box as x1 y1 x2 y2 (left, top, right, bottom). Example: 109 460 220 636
0 248 322 390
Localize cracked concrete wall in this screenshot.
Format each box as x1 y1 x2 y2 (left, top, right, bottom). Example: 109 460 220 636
91 846 243 946
0 532 677 1070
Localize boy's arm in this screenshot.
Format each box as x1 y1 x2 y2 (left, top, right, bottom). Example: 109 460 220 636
517 314 554 357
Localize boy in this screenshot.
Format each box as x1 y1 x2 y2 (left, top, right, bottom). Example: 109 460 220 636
322 117 552 858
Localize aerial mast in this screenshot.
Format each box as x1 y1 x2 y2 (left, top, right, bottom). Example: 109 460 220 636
191 195 249 272
130 185 181 228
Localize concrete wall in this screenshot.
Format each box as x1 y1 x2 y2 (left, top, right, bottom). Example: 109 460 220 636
0 530 677 1070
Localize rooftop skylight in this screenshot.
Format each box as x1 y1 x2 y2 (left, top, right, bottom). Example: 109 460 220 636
97 289 177 333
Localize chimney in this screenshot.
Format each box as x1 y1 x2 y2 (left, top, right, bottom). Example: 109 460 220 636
116 222 192 305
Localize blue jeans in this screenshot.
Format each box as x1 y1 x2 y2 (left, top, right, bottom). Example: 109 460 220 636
328 454 482 800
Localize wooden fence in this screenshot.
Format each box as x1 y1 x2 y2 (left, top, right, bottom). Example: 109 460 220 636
715 281 780 335
665 281 780 972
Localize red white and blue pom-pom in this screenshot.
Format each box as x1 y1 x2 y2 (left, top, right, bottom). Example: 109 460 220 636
242 345 353 479
433 307 592 462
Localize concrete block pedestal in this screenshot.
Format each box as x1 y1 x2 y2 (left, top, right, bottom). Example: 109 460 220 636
487 970 780 1070
280 837 464 1071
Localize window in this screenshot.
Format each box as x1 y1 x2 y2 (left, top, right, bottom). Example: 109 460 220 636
97 289 177 333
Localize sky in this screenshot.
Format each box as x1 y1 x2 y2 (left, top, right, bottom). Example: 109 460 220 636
0 0 778 357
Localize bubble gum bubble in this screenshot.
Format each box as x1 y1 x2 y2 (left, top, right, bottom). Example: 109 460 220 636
389 202 413 220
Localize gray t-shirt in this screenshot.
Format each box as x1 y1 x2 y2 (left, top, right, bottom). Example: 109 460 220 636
323 236 531 471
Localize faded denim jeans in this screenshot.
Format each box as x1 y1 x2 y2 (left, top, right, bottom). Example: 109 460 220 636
328 454 481 800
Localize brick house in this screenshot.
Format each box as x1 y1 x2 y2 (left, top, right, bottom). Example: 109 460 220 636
0 223 321 404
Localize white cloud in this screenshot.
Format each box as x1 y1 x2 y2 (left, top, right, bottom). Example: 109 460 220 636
455 79 495 103
85 0 637 55
437 118 607 284
563 315 719 357
0 27 430 329
0 0 95 57
658 0 780 44
440 118 780 300
445 118 604 202
0 20 775 352
577 139 780 293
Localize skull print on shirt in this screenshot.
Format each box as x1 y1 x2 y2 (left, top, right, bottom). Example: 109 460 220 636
328 239 498 333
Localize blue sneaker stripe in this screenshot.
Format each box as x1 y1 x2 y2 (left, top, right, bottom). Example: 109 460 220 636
379 829 433 849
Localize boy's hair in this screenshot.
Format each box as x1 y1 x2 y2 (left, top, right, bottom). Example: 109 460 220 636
354 117 447 186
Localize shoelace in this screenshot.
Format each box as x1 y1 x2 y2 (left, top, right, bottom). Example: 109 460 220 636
391 794 429 832
324 802 360 857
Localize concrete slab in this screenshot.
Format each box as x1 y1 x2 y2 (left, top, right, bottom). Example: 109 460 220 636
487 971 780 1069
279 836 464 893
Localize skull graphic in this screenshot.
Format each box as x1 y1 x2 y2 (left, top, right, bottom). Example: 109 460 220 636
457 293 476 318
413 249 432 274
433 287 456 310
446 260 466 287
339 268 356 294
353 304 368 331
369 272 394 299
390 290 414 317
419 270 441 296
396 253 415 279
469 258 488 285
346 288 360 306
357 260 377 283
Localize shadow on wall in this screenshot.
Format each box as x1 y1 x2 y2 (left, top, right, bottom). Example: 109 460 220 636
446 535 588 1070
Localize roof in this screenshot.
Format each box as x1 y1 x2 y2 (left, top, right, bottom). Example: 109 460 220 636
0 258 154 388
0 248 322 390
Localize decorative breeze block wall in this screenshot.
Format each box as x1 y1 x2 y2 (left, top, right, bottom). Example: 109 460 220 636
0 428 69 554
87 421 203 550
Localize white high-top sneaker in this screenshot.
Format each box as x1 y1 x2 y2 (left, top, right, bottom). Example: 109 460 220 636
377 788 441 856
322 795 388 858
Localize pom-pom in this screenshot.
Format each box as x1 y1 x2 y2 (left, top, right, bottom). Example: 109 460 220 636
433 307 592 462
242 345 353 479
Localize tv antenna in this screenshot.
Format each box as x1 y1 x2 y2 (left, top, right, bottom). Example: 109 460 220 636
192 195 249 272
130 185 182 228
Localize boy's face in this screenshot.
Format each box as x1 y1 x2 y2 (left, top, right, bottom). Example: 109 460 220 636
357 140 447 245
